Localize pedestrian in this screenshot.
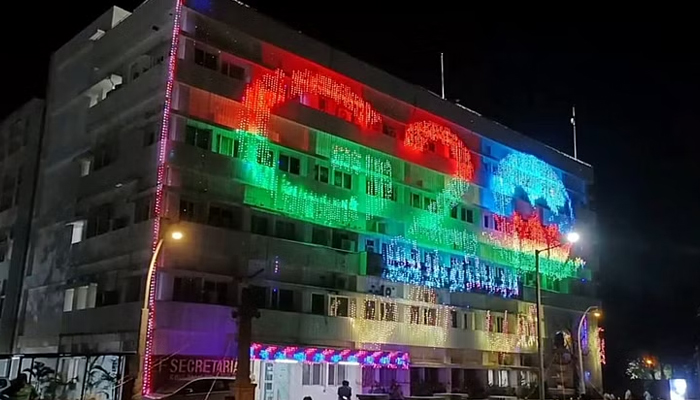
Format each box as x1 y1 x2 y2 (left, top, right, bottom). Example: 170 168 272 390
625 390 632 400
7 374 37 400
338 380 352 400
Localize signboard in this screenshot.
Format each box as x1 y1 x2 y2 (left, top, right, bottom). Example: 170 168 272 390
152 356 237 390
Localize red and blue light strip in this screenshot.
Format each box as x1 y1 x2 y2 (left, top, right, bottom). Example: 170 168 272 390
250 343 409 369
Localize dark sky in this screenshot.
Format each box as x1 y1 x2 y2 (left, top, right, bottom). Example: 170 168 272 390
4 2 700 389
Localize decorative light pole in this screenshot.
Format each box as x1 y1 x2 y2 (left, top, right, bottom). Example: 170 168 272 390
577 306 601 395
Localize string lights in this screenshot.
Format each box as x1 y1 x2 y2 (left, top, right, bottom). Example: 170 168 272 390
250 343 409 369
490 152 574 226
597 327 606 365
481 211 584 279
382 238 519 297
144 0 184 395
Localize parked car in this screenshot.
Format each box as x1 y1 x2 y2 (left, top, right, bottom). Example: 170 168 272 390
146 377 235 400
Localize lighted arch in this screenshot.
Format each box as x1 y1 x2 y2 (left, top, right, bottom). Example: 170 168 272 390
238 69 382 136
491 152 573 220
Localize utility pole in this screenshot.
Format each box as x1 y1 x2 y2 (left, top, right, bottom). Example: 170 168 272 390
231 270 263 400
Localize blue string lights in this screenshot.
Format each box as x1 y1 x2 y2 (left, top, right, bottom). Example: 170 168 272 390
382 238 520 297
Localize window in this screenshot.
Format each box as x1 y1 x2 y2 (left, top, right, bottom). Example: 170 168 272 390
464 312 474 330
364 300 376 320
328 364 347 386
217 136 239 158
333 170 352 190
221 61 245 80
380 302 396 322
329 296 352 317
313 164 329 183
179 200 196 222
423 308 437 326
251 215 269 235
208 205 242 230
483 215 490 229
86 204 112 238
466 209 474 223
410 306 420 324
311 227 329 246
257 149 274 167
274 220 296 241
246 285 268 308
63 288 75 312
278 154 301 175
271 288 295 311
194 48 218 70
92 145 115 172
382 123 396 138
451 310 458 328
411 193 421 208
302 363 324 386
311 293 325 315
423 197 436 211
494 316 504 333
134 196 153 223
487 370 509 387
185 126 212 150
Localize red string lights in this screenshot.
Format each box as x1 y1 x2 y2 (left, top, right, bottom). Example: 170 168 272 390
491 211 573 261
404 120 475 182
238 69 382 136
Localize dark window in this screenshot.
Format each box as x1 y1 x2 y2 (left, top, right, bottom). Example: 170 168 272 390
92 145 115 172
450 206 458 219
275 220 296 241
411 193 421 208
333 171 351 190
123 275 143 302
278 154 301 175
194 48 218 70
97 290 119 307
221 61 245 80
208 205 242 230
251 215 269 235
86 204 112 238
382 123 396 138
134 196 154 223
311 294 325 315
311 227 329 246
179 200 196 222
451 310 458 328
185 126 212 150
483 215 490 229
364 300 376 320
313 165 329 183
271 288 295 311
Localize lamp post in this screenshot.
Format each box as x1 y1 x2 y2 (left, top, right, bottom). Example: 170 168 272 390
135 229 183 396
576 306 601 395
535 231 580 400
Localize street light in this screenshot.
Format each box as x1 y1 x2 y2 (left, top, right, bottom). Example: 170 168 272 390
577 306 601 395
535 231 580 400
136 229 184 395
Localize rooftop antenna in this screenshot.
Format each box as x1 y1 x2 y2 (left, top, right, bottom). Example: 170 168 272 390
571 105 578 159
440 52 446 99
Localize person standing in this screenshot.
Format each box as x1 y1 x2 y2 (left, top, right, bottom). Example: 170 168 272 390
338 380 352 400
7 374 37 400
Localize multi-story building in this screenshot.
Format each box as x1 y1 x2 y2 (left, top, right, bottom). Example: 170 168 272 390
3 1 603 400
0 99 44 358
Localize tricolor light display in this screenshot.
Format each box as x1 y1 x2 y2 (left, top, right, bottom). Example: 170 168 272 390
182 64 585 291
250 343 409 369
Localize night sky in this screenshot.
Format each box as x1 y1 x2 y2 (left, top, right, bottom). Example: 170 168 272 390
3 3 699 390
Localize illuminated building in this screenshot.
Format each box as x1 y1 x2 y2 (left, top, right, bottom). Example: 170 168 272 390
1 0 602 398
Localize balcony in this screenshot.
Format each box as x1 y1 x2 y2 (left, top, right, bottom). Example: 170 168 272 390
61 302 140 335
86 63 165 131
166 222 361 286
252 309 537 354
177 60 247 101
69 221 152 267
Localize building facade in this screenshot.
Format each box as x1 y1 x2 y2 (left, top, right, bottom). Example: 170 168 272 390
3 1 603 400
0 99 44 357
